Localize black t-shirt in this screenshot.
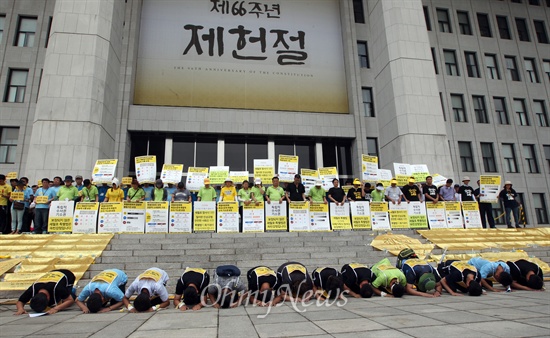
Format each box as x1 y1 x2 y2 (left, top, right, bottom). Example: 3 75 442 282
402 184 421 201
363 188 373 201
286 183 306 201
347 187 362 201
274 262 311 292
328 187 345 202
459 185 475 201
312 267 340 289
499 188 519 208
18 269 75 306
402 261 441 285
247 266 277 292
423 184 439 201
341 264 374 294
175 270 210 295
438 261 479 293
506 260 542 286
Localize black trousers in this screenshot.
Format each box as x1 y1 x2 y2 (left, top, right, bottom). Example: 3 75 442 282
479 203 495 228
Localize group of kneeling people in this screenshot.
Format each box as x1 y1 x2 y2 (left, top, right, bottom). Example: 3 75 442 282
14 250 545 315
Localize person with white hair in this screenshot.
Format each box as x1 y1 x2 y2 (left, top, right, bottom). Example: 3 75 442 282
104 178 124 202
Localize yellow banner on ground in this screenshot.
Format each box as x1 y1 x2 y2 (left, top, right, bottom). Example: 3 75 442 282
370 233 435 258
0 258 22 275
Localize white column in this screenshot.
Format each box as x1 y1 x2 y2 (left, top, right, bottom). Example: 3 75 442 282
315 142 323 168
268 141 275 159
217 139 225 165
164 138 173 164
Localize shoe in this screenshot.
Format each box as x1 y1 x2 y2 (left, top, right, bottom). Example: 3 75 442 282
515 225 521 229
507 226 514 229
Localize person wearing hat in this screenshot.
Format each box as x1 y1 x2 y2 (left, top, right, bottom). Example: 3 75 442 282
34 178 56 234
458 176 475 202
474 179 495 229
347 179 363 201
104 178 124 202
370 183 385 202
328 178 346 205
265 176 285 204
126 179 145 202
250 178 265 204
56 175 79 202
197 178 216 202
385 179 403 205
75 175 84 191
499 181 521 228
286 174 306 202
402 177 422 203
220 177 237 202
152 179 168 201
309 180 327 204
370 258 407 297
437 260 483 296
401 258 443 298
9 180 31 234
80 179 99 202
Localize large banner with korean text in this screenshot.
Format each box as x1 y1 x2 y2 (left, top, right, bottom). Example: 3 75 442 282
135 0 348 113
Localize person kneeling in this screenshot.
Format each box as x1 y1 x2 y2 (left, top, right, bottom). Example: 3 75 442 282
437 260 483 296
506 259 545 291
312 267 345 300
174 267 210 311
370 258 406 298
76 269 128 313
207 265 246 309
341 263 375 298
401 259 443 298
123 268 170 312
247 266 277 307
273 262 313 304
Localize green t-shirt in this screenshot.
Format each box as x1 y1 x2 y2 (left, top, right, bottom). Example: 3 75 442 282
309 187 326 202
57 185 79 201
127 187 145 201
371 190 385 202
250 186 264 201
265 186 285 201
152 187 166 201
198 186 217 201
371 258 407 290
79 185 98 202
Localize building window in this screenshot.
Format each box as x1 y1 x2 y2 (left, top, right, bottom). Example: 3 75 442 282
473 95 488 123
4 69 28 103
505 56 520 81
477 13 492 37
352 0 365 24
533 100 548 127
529 0 540 5
465 52 480 78
534 20 549 43
224 137 268 172
431 48 438 74
15 16 37 47
0 128 19 164
437 8 452 33
523 144 540 173
533 193 549 224
524 58 540 83
458 142 475 172
366 138 378 157
544 145 550 171
357 41 369 68
494 97 510 125
362 87 374 117
502 143 519 173
451 94 467 122
515 18 530 41
457 11 472 35
511 0 522 3
423 6 432 31
481 142 497 172
172 135 218 169
544 59 550 81
322 139 353 176
440 92 446 121
513 98 530 126
444 49 459 76
0 15 5 43
496 15 511 39
485 54 500 79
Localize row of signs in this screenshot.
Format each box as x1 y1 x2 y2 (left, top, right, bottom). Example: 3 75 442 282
48 200 485 234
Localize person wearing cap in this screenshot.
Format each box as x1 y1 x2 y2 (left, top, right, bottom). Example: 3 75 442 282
0 174 12 234
152 179 168 201
308 180 327 204
458 177 475 202
384 179 403 205
328 178 346 205
474 179 495 229
400 258 443 298
56 175 79 201
220 178 237 202
370 183 385 202
172 182 191 202
80 179 99 202
437 260 483 296
247 265 277 306
467 257 513 292
499 181 521 228
76 269 128 313
341 263 375 298
265 176 285 204
438 179 455 201
370 258 407 297
9 180 31 234
34 178 56 234
506 259 544 291
126 179 145 202
423 176 440 204
207 265 246 309
104 178 124 202
75 175 84 191
402 177 422 203
198 178 216 202
123 267 170 313
174 267 210 311
250 178 265 204
286 174 306 202
347 179 363 201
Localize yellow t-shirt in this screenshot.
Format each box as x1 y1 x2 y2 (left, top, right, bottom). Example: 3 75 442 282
220 186 237 202
105 188 124 202
0 183 13 206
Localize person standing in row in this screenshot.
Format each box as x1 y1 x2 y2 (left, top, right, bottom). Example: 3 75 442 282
370 183 385 202
347 179 363 201
127 179 146 202
458 177 475 202
250 178 265 204
172 182 192 202
402 177 422 203
385 179 403 205
328 178 346 205
308 180 327 204
474 179 495 229
34 178 56 234
57 176 79 201
423 176 439 204
286 174 306 202
198 178 216 202
265 177 285 204
499 181 521 229
220 178 237 202
105 178 124 202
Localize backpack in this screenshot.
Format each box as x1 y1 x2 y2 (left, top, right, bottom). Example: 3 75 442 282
396 248 418 269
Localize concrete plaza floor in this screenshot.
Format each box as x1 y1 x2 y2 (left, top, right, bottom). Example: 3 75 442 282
1 290 549 338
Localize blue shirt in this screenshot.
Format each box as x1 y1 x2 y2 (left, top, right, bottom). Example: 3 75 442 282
97 185 109 203
50 186 61 196
166 186 177 201
77 269 128 302
11 188 32 209
34 187 57 209
142 186 154 201
467 258 510 279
